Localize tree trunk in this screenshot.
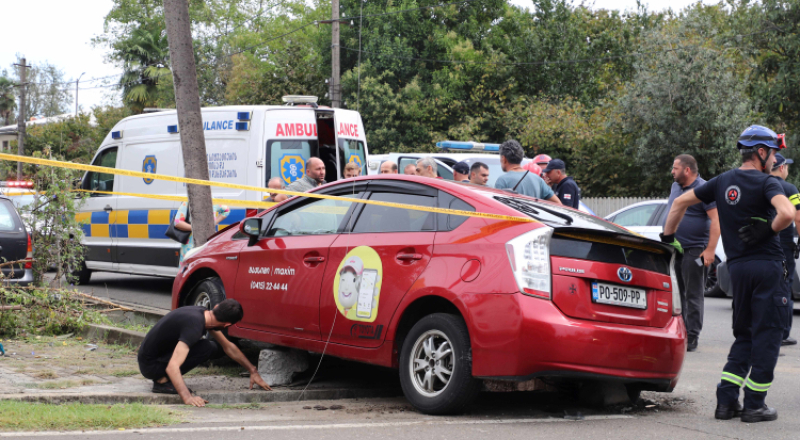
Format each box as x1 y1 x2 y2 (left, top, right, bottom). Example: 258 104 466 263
163 0 215 247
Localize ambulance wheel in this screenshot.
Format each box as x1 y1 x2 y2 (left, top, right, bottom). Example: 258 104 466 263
70 261 92 285
399 313 480 415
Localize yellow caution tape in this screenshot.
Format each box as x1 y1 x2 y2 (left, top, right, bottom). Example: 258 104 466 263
72 189 276 209
0 152 535 223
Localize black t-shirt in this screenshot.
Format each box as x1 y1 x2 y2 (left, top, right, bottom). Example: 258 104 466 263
553 176 581 209
776 178 800 247
138 306 206 363
694 169 785 264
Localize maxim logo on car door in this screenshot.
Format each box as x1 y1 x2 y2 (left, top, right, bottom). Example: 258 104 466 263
334 246 383 323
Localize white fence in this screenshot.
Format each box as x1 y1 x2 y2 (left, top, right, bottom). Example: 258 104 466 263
582 197 657 218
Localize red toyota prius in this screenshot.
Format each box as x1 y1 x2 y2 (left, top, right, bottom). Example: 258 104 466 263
172 175 686 414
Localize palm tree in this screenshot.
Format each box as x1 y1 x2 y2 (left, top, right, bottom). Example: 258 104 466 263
0 76 16 126
114 22 172 113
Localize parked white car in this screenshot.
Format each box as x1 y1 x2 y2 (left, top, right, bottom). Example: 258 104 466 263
605 199 800 300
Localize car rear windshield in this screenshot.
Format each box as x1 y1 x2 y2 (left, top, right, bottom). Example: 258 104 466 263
493 195 628 233
550 236 671 275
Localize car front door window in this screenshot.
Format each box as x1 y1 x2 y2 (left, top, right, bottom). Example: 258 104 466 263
613 204 659 227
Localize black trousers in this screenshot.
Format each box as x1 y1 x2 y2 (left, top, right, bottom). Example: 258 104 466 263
138 340 222 381
675 247 706 339
781 245 795 340
717 260 790 409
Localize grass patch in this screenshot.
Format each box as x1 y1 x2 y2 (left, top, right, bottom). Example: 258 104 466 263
30 379 101 389
0 401 180 431
110 369 142 378
205 402 262 410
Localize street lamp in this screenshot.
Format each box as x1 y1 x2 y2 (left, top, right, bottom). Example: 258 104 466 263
75 72 86 116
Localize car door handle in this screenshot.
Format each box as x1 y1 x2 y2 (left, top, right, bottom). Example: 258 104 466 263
397 253 423 261
304 256 325 263
103 205 113 212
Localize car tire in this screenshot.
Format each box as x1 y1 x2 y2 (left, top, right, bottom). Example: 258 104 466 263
399 313 480 415
704 257 725 298
186 278 226 309
70 261 92 285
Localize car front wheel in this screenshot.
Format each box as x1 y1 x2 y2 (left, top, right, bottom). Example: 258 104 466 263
399 313 480 415
187 278 225 309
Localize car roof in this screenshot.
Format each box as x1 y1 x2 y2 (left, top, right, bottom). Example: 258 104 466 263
604 199 667 219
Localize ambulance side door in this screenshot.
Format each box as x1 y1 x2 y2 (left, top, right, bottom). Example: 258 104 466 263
78 146 120 272
264 110 319 189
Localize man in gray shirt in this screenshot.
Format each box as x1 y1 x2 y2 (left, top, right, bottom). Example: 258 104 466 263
274 157 326 202
494 139 560 203
663 154 720 352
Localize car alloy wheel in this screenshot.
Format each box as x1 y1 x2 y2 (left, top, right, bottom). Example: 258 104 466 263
409 330 454 397
399 313 479 415
193 291 212 309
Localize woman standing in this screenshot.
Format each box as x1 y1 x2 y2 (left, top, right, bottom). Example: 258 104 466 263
173 202 230 262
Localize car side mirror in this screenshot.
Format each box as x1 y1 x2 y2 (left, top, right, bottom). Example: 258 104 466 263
240 218 262 247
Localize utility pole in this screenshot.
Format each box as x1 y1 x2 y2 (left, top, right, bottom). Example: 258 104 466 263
163 0 215 247
14 59 31 179
331 0 341 108
75 72 85 116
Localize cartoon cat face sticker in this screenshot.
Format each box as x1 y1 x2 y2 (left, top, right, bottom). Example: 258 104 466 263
338 256 364 310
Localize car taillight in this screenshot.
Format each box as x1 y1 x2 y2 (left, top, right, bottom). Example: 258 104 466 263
246 209 258 217
25 233 32 269
670 252 681 315
506 227 553 299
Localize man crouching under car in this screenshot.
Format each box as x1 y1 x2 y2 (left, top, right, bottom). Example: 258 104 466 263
137 299 272 406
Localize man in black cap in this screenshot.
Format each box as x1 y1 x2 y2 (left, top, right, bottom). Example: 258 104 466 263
543 159 580 209
770 152 800 346
453 161 470 183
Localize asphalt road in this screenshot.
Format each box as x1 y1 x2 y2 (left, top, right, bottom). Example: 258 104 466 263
28 272 800 440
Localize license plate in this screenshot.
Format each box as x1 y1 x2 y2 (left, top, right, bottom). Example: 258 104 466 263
591 281 647 309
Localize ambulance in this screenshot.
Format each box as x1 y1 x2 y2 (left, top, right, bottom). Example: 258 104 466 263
74 96 368 283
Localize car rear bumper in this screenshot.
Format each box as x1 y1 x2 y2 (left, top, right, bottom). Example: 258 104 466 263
1 268 34 286
468 292 686 391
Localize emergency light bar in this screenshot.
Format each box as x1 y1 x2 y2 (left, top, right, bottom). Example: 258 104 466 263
282 95 319 104
1 181 34 188
436 141 500 152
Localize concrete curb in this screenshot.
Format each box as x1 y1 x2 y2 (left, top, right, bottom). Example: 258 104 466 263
79 324 146 346
1 387 402 405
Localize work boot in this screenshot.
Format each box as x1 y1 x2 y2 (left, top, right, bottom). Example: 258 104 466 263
714 401 743 420
781 337 797 346
741 405 778 423
687 336 698 352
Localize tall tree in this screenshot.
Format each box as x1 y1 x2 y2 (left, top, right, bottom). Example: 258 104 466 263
9 59 73 118
113 22 173 112
0 76 15 126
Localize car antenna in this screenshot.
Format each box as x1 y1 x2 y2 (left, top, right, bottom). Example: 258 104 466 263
512 170 530 192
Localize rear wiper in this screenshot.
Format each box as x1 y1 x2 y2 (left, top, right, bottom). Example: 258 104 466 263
534 205 573 225
495 196 572 225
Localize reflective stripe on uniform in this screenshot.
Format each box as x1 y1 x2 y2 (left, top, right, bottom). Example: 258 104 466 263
721 371 745 387
745 378 771 393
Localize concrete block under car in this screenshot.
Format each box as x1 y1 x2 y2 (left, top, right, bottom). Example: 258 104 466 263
257 347 310 386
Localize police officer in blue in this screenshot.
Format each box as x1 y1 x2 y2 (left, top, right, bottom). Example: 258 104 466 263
662 125 795 423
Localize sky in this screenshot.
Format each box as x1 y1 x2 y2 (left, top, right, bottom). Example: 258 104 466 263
1 0 717 115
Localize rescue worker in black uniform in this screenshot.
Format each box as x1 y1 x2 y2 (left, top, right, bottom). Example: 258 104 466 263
662 125 794 423
769 151 799 345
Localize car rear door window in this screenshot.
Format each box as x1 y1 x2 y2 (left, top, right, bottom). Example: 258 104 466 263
612 204 659 227
0 201 20 231
353 192 435 233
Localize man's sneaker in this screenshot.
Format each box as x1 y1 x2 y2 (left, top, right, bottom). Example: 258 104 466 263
714 401 743 420
152 381 194 395
741 405 778 423
687 336 698 352
781 337 797 346
152 381 178 394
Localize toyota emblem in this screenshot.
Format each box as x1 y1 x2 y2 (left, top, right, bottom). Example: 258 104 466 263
617 267 632 282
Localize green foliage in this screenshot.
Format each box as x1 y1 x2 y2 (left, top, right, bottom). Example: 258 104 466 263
113 22 174 112
0 288 108 337
25 156 88 286
0 402 179 432
617 6 756 196
0 75 15 126
6 59 73 119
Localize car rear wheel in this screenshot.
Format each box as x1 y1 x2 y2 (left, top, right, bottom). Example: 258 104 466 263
704 257 725 298
399 313 479 415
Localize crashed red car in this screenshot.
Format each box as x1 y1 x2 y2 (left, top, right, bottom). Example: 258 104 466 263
172 175 686 414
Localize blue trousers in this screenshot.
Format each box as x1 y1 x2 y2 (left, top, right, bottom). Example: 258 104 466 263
717 259 790 409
